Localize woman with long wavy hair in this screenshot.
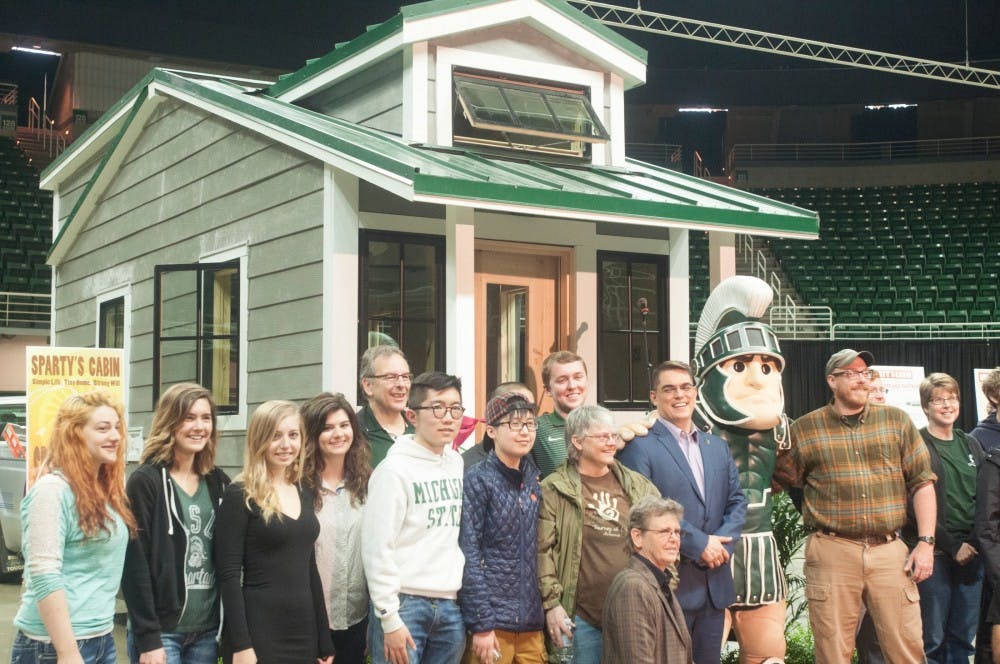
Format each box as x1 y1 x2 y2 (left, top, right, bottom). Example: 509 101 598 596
300 393 373 664
214 400 334 664
123 383 230 664
12 391 136 664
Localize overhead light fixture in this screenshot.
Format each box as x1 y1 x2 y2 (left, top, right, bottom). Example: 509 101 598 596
12 46 61 57
864 103 917 110
678 107 729 113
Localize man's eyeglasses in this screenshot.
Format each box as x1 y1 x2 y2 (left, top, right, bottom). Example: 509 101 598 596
639 527 681 539
831 369 873 380
583 433 621 445
368 372 414 384
660 384 696 396
929 397 960 407
412 404 466 420
497 420 538 432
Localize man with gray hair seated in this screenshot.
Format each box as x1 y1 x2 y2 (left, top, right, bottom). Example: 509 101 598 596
538 405 660 664
602 495 692 663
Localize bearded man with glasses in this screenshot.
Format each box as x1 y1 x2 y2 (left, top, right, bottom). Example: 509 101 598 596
619 360 747 664
775 348 937 663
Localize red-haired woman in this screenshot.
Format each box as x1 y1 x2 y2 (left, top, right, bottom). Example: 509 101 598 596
300 393 373 664
11 391 136 664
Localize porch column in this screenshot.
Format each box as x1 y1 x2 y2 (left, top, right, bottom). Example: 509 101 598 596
668 227 690 362
708 231 736 288
446 206 476 409
323 166 360 402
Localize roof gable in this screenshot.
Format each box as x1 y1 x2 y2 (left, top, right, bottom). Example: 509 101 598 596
268 0 646 101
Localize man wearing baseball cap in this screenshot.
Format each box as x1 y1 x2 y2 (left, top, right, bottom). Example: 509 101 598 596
775 348 937 662
459 392 545 664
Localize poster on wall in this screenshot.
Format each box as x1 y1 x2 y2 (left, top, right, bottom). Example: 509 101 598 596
25 347 125 488
871 365 926 429
974 368 995 423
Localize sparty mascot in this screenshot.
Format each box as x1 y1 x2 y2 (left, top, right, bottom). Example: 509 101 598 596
692 275 789 664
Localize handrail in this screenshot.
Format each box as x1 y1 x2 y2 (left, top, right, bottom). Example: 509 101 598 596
693 150 704 178
832 322 1000 340
0 82 17 106
732 135 1000 164
769 305 833 340
24 98 66 157
624 142 683 170
0 292 51 329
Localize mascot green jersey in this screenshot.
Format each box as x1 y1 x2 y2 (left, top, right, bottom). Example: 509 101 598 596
692 276 789 664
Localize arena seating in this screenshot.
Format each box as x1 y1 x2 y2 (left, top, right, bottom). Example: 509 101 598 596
754 182 999 324
0 136 52 295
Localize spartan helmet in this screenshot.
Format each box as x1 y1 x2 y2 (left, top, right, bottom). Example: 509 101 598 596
692 276 785 430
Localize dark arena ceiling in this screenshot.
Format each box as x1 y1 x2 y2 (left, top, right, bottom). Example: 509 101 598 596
2 0 999 107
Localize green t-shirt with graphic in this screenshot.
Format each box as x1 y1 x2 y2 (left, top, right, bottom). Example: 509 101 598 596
173 478 219 632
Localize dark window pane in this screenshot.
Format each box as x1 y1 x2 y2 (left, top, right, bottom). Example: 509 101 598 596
400 322 437 375
630 332 659 400
403 244 437 319
366 241 402 319
160 271 198 337
159 339 198 390
600 332 630 402
601 260 629 330
367 320 401 349
99 297 125 348
630 261 660 329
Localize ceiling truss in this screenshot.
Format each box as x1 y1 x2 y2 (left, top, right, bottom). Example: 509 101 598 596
568 0 1000 91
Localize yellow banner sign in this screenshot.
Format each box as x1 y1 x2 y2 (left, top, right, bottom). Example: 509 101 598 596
25 347 125 487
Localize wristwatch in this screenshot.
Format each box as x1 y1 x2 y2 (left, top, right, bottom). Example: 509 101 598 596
917 535 936 545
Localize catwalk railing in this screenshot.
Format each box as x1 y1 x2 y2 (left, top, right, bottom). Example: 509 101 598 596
764 303 1000 340
0 292 50 330
732 135 1000 164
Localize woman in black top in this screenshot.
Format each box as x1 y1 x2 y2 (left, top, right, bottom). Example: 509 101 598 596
123 383 230 664
214 400 333 664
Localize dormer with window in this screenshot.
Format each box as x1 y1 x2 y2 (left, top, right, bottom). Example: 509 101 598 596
269 0 646 167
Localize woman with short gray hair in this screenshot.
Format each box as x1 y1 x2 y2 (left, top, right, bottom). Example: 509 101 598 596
538 405 660 664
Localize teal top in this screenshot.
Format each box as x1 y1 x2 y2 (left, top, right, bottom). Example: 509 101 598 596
14 473 128 639
173 478 219 632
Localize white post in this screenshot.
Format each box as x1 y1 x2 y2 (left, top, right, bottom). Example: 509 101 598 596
324 166 360 402
708 231 736 289
446 206 476 411
668 227 690 362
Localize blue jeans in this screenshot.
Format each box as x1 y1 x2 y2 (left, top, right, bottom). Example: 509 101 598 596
569 616 602 664
918 554 983 664
127 628 218 664
11 631 116 664
368 594 466 664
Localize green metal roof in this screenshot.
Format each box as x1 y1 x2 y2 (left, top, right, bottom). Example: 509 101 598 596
267 0 647 98
47 68 817 262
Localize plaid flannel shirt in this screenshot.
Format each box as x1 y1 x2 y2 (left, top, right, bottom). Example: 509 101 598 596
778 402 936 535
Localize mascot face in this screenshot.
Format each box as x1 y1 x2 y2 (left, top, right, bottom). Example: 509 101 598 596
702 353 784 430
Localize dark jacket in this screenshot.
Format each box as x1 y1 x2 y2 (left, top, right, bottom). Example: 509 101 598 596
976 450 1000 586
972 413 1000 453
122 463 230 652
458 452 544 633
903 428 984 558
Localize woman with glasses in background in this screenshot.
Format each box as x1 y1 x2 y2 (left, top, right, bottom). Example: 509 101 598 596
300 393 373 664
538 405 659 664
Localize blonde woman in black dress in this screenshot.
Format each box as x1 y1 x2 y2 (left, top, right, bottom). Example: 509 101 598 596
214 401 334 664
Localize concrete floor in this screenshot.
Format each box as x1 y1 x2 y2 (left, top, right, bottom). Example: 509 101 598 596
0 572 129 662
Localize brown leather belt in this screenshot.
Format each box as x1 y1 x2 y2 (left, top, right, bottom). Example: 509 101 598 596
818 529 897 546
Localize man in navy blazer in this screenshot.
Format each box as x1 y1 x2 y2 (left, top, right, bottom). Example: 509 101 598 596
619 360 747 664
